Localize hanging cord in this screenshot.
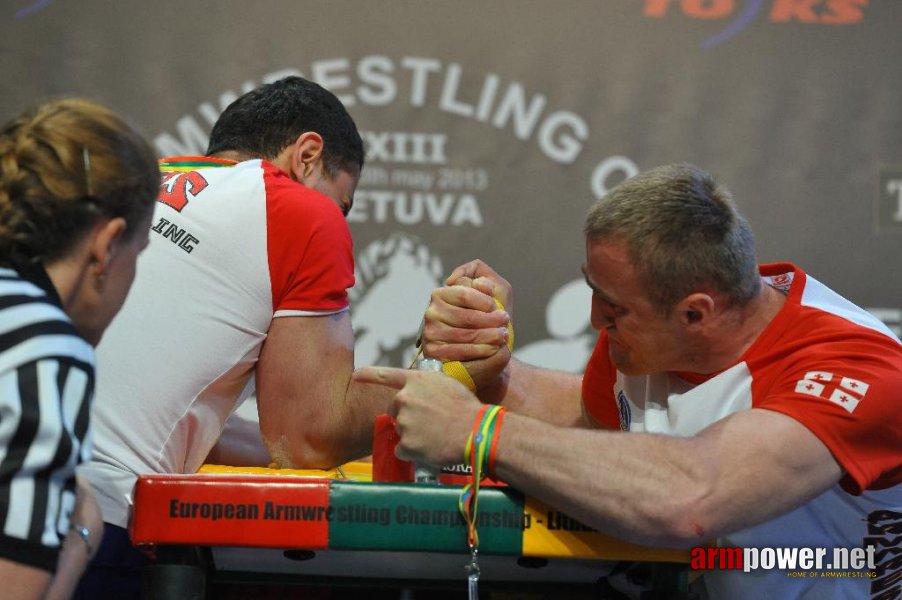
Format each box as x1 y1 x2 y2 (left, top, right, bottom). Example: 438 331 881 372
457 404 506 600
458 404 506 548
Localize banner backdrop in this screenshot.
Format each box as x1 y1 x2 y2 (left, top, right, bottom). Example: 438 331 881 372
2 0 900 372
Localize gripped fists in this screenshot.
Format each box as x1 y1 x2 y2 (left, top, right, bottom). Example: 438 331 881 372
420 260 514 389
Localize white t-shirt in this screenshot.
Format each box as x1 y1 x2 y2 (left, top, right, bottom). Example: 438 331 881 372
81 157 354 528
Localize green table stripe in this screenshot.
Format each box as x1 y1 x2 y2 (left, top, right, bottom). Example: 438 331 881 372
328 481 524 555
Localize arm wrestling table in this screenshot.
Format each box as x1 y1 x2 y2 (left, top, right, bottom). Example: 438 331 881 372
130 463 695 599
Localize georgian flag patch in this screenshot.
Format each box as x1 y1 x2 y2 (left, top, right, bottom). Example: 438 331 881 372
793 371 869 413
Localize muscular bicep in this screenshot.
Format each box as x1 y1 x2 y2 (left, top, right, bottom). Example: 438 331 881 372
255 312 355 468
689 407 842 536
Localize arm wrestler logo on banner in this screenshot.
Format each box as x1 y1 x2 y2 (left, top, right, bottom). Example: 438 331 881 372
350 232 445 367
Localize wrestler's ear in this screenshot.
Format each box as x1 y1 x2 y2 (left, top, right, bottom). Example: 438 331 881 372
677 293 714 328
292 132 325 185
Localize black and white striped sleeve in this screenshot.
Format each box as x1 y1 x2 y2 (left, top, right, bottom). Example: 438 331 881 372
0 269 95 572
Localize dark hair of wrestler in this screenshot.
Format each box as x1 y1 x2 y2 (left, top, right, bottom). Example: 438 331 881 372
206 76 365 178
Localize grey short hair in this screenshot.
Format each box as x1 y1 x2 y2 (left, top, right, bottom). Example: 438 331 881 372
584 163 761 314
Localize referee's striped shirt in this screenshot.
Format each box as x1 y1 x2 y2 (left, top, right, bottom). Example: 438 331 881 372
0 262 95 572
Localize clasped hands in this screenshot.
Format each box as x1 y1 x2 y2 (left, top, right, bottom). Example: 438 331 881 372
354 259 513 467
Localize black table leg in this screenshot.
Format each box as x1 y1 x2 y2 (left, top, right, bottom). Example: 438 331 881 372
142 545 208 600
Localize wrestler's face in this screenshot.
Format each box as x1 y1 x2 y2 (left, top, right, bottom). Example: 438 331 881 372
310 167 359 217
584 238 684 375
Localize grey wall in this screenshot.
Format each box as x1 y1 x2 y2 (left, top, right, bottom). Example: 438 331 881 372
3 0 899 370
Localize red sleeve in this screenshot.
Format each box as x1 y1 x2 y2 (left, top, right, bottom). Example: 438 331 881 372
581 331 621 430
753 325 902 495
262 163 355 313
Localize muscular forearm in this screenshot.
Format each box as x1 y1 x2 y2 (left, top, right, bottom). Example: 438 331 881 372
490 409 841 548
354 366 843 549
491 413 712 547
481 359 586 427
265 377 393 470
324 377 395 466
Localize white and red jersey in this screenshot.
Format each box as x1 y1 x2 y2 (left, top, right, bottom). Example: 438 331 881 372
81 157 354 528
582 263 902 599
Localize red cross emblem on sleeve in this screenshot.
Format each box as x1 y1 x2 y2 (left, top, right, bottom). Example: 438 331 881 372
793 372 869 414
